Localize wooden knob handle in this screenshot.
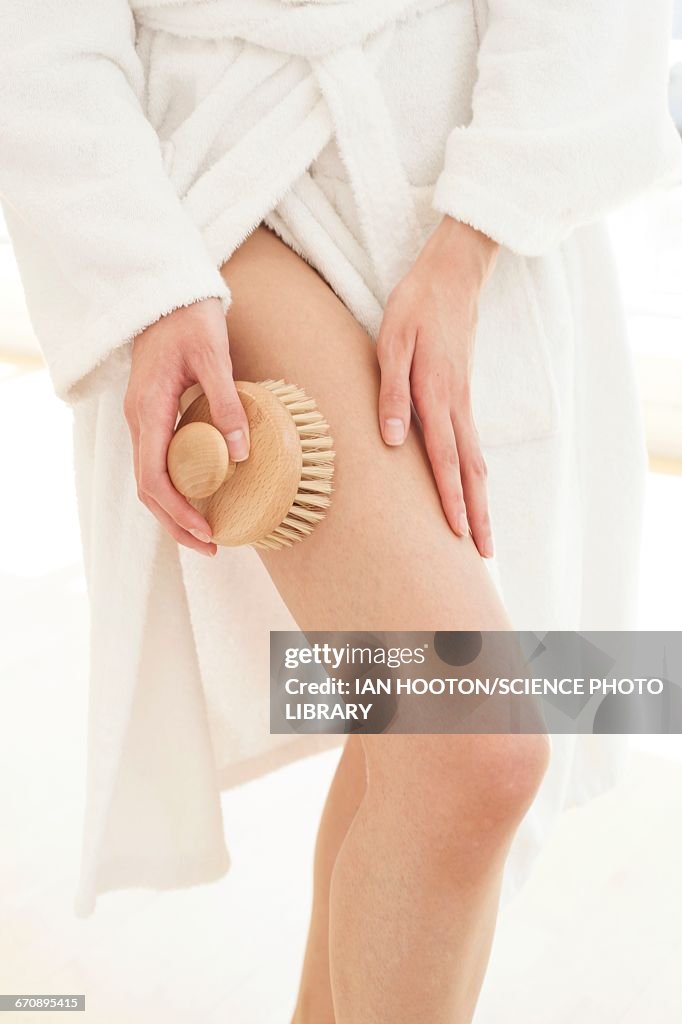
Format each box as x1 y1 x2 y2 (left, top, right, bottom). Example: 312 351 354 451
167 421 230 499
170 380 334 549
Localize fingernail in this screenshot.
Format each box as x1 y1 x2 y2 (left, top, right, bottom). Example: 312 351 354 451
226 429 249 462
190 528 212 544
456 512 468 537
383 418 405 445
482 535 494 558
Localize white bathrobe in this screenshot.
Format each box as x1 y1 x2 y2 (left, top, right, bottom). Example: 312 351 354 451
0 0 680 919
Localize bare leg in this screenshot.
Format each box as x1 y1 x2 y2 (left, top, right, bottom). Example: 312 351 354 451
292 737 366 1024
329 734 547 1024
221 225 549 1023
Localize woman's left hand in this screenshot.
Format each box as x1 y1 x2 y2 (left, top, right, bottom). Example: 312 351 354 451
376 214 499 558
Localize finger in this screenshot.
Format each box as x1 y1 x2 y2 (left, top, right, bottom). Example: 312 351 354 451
416 400 468 538
123 391 141 481
141 492 217 557
199 355 251 464
376 320 415 446
454 411 493 558
137 392 214 541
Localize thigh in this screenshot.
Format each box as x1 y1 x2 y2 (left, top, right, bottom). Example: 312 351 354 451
221 224 510 633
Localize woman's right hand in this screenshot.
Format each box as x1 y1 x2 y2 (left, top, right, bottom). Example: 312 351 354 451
123 297 250 556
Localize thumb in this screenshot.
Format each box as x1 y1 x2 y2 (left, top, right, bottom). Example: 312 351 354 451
200 362 251 463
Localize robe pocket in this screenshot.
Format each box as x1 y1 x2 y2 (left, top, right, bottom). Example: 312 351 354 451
470 250 560 448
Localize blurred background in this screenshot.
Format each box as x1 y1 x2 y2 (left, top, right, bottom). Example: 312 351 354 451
1 30 682 1024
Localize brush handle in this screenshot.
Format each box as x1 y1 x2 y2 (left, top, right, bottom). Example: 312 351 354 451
167 420 231 500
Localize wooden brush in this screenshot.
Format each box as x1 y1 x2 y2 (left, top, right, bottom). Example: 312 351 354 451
167 380 335 549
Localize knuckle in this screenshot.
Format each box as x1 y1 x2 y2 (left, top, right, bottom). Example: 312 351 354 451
449 487 466 510
384 285 403 314
387 279 416 310
137 470 159 497
380 386 409 407
412 360 444 389
210 394 243 425
381 290 417 331
414 377 448 409
184 333 216 364
188 343 230 382
377 331 408 360
466 452 488 481
432 443 459 469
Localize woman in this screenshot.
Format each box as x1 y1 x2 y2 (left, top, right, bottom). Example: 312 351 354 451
1 0 680 1020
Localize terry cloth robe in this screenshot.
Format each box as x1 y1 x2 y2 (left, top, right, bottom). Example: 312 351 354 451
0 0 680 919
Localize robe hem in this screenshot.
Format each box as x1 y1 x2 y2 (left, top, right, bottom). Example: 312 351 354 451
73 847 231 919
73 734 344 918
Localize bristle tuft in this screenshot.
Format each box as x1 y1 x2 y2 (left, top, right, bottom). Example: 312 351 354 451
251 379 335 550
301 436 333 451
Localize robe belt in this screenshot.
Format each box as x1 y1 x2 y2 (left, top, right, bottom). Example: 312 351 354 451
132 0 450 296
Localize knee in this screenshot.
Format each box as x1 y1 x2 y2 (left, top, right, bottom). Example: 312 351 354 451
367 732 551 853
457 733 551 838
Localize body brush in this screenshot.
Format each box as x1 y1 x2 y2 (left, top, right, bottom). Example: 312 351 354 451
167 380 335 549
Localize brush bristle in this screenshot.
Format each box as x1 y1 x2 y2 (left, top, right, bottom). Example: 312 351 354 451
253 380 335 550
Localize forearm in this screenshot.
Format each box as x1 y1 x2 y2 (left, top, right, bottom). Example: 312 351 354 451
0 0 228 403
432 0 682 255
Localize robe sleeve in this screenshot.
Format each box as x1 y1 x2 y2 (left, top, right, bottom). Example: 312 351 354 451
0 0 231 403
432 0 682 255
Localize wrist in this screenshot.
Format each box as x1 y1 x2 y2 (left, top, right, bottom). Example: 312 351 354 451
133 296 225 347
431 215 500 287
